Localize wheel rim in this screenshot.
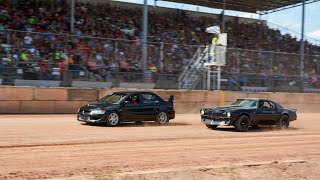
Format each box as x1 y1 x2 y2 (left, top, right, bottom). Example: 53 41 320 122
240 118 249 130
158 112 167 124
108 113 119 126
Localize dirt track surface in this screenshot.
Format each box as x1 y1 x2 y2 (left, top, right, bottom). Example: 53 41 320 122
0 113 320 180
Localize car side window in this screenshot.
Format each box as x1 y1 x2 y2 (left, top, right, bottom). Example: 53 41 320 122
259 101 275 111
125 94 140 105
142 94 160 104
267 101 276 110
250 101 257 108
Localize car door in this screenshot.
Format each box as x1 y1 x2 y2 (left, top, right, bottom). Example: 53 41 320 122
121 94 143 121
256 100 277 122
141 93 161 120
268 101 282 121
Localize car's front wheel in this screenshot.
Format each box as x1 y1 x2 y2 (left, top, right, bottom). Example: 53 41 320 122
276 115 289 129
156 111 168 125
206 124 218 129
235 115 250 132
105 112 120 127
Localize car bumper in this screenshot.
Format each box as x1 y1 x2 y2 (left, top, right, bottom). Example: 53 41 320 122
289 114 297 121
77 114 106 124
201 115 233 126
168 110 175 120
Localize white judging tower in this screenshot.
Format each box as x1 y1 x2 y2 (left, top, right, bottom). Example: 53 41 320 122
204 26 227 90
178 26 227 90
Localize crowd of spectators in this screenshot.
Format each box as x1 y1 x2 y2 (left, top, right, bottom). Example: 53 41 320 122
0 0 319 88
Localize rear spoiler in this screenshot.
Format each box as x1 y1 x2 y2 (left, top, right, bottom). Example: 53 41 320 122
168 95 174 102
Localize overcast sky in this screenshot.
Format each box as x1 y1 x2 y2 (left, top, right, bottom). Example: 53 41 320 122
114 0 320 44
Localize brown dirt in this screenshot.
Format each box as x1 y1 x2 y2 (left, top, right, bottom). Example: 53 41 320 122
0 113 320 180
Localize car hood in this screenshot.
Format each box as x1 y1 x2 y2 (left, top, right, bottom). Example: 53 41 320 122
81 102 119 110
205 105 245 113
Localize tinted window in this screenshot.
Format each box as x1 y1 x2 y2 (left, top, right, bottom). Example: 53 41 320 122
276 103 283 109
125 94 140 105
99 93 127 104
142 94 160 104
232 99 257 108
259 101 275 110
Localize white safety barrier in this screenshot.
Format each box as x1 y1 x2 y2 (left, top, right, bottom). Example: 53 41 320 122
71 81 113 88
304 88 320 93
119 82 155 89
14 79 61 87
241 86 268 92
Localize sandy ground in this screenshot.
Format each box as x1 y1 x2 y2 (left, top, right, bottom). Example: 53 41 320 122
0 113 320 180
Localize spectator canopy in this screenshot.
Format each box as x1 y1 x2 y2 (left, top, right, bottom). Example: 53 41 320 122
166 0 318 14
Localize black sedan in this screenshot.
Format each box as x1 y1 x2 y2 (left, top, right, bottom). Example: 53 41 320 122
200 98 297 132
77 91 175 126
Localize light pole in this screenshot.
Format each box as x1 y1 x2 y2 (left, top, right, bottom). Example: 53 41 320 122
142 0 148 72
300 0 306 92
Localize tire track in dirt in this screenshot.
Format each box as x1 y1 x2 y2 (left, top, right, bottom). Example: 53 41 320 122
1 131 319 149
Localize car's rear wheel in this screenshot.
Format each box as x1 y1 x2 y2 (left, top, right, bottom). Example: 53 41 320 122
235 115 250 132
276 115 289 129
156 111 168 125
206 124 218 129
105 112 120 127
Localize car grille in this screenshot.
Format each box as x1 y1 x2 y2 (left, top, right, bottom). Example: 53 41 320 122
204 109 222 116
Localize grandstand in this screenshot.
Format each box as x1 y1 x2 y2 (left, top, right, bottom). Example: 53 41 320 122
0 0 319 92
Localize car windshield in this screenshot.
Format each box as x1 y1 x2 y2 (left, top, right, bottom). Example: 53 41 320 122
231 99 257 108
99 93 127 104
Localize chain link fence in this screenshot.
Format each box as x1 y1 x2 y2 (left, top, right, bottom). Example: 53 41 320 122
1 30 319 91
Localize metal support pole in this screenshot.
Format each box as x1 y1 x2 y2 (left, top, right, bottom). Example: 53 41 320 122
217 66 221 90
115 40 119 85
70 0 75 33
207 67 211 90
63 52 68 86
299 0 306 92
236 49 240 90
203 70 206 90
221 0 226 33
160 42 164 72
142 0 148 72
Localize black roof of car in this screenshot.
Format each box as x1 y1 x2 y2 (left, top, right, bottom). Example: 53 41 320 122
237 98 270 101
112 91 155 94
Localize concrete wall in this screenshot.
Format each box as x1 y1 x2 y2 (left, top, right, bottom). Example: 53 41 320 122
0 86 319 114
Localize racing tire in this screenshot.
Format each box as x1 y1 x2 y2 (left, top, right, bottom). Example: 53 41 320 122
276 115 289 129
206 124 218 129
105 112 120 127
155 111 168 125
235 115 250 132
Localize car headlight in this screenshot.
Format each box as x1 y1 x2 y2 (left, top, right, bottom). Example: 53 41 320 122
200 110 205 115
226 112 231 117
89 109 106 115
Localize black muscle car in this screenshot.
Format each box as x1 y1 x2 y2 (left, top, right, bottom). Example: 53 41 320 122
200 98 297 132
77 91 175 126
